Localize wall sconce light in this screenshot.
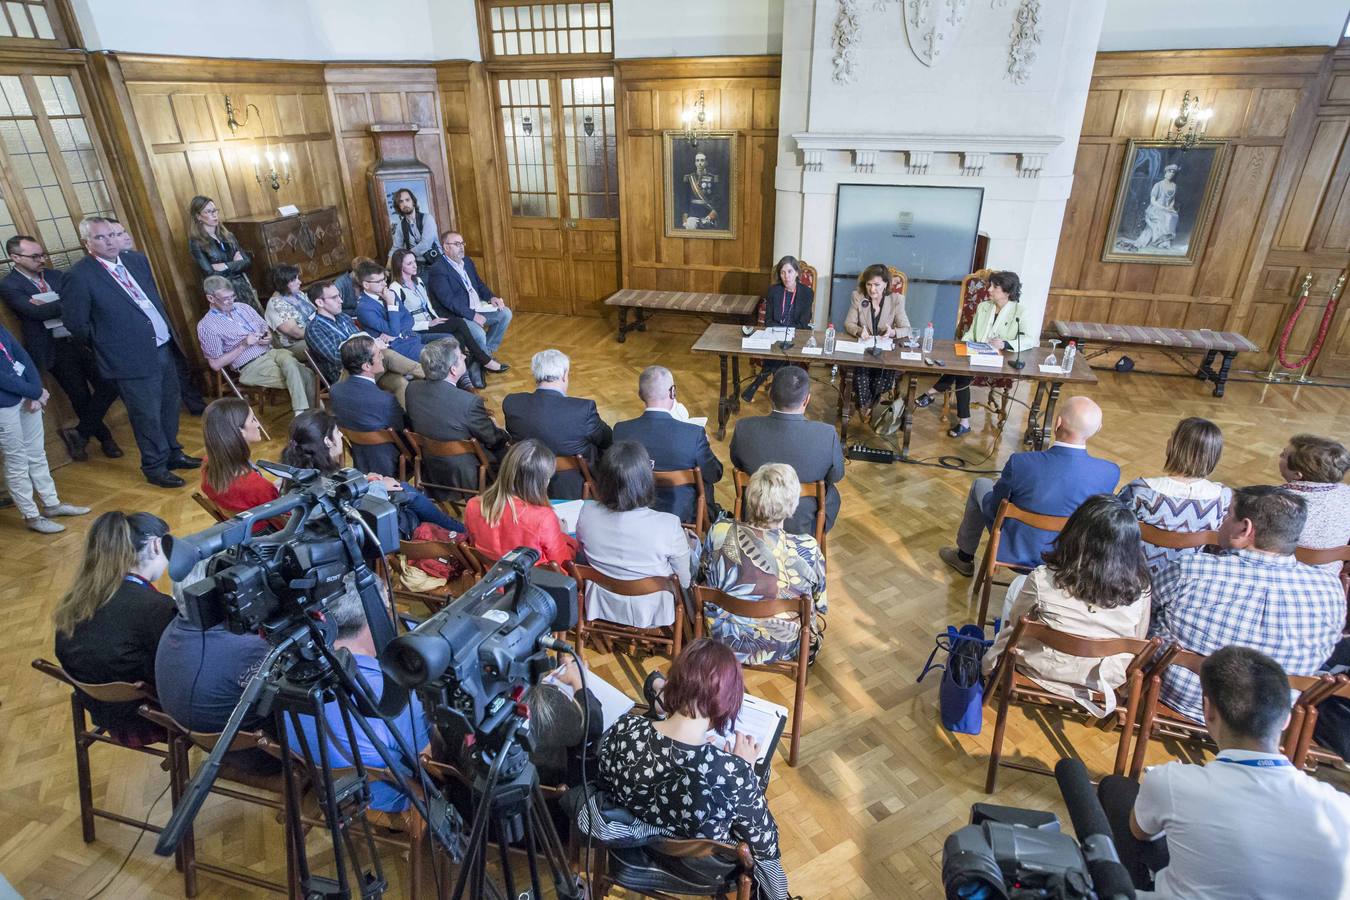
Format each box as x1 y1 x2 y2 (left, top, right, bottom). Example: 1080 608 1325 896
224 95 261 137
1164 90 1214 150
521 114 533 136
251 149 292 191
582 113 595 137
681 89 709 146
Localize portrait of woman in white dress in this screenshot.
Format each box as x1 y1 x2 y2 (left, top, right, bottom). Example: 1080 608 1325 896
1124 164 1179 250
1103 140 1227 266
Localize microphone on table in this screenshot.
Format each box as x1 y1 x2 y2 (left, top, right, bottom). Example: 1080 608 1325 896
1054 759 1137 900
862 298 884 357
1009 315 1026 370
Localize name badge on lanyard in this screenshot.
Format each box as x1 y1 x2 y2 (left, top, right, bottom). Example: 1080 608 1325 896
0 340 23 379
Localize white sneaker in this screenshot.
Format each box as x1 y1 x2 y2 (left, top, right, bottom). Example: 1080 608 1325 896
26 516 65 534
43 503 90 517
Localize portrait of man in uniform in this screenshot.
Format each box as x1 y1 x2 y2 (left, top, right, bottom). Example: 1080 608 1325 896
663 132 737 240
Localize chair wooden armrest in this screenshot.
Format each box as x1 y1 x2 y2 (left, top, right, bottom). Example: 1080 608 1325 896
1139 523 1220 550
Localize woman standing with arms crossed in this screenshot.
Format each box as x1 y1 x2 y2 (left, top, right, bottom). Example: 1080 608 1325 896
187 195 259 312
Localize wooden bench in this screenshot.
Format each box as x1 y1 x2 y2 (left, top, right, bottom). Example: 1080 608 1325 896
604 288 761 343
1052 320 1260 398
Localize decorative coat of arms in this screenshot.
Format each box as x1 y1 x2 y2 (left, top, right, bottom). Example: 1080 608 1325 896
903 0 971 67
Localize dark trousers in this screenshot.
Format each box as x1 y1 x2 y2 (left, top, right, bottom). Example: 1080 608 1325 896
1097 774 1169 891
173 348 207 414
116 344 183 475
932 373 974 418
425 318 493 367
48 338 117 442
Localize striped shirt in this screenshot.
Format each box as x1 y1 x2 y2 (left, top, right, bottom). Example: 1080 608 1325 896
1151 548 1344 722
197 304 269 370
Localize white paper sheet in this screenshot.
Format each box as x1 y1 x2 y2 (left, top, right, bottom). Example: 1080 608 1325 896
967 354 1004 368
550 499 585 535
1038 363 1067 375
542 665 635 732
707 692 788 765
832 340 866 354
900 351 923 361
29 291 59 305
800 347 823 355
741 338 773 350
686 416 708 428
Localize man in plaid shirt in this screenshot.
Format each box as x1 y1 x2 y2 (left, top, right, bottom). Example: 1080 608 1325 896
304 279 422 406
1152 485 1344 722
197 276 314 415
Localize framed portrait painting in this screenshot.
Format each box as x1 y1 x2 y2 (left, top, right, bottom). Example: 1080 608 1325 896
663 131 737 240
1101 139 1228 265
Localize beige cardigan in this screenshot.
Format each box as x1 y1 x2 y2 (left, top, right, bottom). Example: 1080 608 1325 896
844 290 910 338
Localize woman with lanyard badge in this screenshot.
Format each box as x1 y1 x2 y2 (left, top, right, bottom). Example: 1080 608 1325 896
187 195 260 312
388 248 507 388
843 264 910 419
741 255 815 402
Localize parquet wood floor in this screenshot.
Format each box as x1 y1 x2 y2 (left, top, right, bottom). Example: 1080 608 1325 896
2 312 1348 899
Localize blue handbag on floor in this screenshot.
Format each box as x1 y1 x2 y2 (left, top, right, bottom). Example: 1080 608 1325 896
917 624 993 735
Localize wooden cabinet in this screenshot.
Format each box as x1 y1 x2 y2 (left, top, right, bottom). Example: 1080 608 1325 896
225 206 350 288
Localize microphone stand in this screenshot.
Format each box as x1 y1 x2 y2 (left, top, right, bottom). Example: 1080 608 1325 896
1008 316 1026 370
863 298 884 357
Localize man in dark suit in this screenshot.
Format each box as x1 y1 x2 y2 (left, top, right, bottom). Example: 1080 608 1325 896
62 217 200 488
730 365 844 536
938 395 1119 576
424 231 512 355
329 334 405 477
614 365 723 524
404 337 508 497
0 234 121 461
503 348 612 500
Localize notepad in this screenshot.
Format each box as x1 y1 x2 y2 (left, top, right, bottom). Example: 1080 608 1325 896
707 692 789 768
542 665 635 732
30 291 59 305
550 499 585 535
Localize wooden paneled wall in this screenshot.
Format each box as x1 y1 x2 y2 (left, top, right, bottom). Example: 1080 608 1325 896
615 56 780 301
1049 48 1334 370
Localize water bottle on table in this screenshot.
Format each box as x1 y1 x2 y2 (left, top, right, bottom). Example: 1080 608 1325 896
824 322 837 354
1061 340 1077 374
921 322 934 354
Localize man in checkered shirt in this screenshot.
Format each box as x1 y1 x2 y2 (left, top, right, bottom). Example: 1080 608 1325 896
1151 484 1344 723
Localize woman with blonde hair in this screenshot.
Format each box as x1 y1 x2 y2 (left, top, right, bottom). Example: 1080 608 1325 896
463 438 577 566
54 510 177 741
187 195 259 311
700 462 827 665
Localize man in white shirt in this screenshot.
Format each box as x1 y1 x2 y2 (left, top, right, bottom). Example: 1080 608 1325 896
437 231 512 354
1097 645 1350 899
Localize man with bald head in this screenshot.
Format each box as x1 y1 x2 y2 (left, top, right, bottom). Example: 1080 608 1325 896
940 396 1119 576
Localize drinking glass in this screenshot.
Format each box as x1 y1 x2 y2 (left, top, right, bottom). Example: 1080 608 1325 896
1045 339 1061 367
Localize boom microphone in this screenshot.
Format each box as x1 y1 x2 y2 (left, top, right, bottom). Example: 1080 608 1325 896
1054 759 1136 899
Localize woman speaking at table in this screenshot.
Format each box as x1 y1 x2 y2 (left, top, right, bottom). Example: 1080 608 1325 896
845 264 910 418
914 269 1027 437
741 255 814 402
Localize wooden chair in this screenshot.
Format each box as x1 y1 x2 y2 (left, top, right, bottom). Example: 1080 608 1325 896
387 538 480 613
653 467 710 537
981 619 1161 793
463 542 568 578
754 259 818 327
554 453 597 499
302 346 333 410
574 563 690 661
940 268 1015 431
971 499 1068 626
1295 544 1350 610
1138 523 1219 551
192 491 228 523
693 586 812 766
731 467 828 553
212 367 275 441
139 706 299 897
1126 645 1327 779
340 426 413 481
403 430 491 514
589 835 755 900
30 659 174 848
1291 674 1350 771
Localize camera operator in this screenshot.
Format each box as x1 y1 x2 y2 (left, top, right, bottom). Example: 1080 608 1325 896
154 560 278 773
285 576 432 813
1097 646 1350 898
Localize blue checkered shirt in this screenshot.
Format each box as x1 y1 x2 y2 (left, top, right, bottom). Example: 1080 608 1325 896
304 311 360 383
1151 548 1344 722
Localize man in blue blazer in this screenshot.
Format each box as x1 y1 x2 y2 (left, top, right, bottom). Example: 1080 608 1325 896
0 234 120 461
503 348 612 500
940 396 1119 576
62 217 200 488
425 232 512 355
352 260 426 365
613 365 722 524
329 334 406 478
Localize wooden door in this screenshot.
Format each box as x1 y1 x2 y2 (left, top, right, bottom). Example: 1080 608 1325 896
495 71 619 316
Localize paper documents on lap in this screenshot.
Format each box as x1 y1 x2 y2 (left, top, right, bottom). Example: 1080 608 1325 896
707 692 788 767
550 499 585 535
542 665 635 732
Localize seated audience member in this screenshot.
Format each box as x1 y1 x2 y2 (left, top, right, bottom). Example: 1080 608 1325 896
404 338 509 498
730 365 844 536
1151 485 1345 724
1097 646 1350 897
390 248 504 389
842 264 910 417
595 639 790 900
1117 416 1230 576
197 275 315 416
0 320 89 533
575 440 693 629
287 578 431 813
1312 636 1350 763
701 463 826 665
522 656 604 787
981 495 1151 713
333 255 375 316
428 230 513 355
303 280 423 404
1279 433 1350 575
613 365 723 523
53 511 177 741
156 560 276 771
464 438 577 566
330 334 406 477
741 255 815 402
353 260 429 365
281 409 461 534
939 395 1118 577
200 398 279 519
503 349 612 500
263 264 315 356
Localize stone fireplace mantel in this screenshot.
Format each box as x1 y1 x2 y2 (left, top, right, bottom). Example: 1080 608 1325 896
791 132 1064 177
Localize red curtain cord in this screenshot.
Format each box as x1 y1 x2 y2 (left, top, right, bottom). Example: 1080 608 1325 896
1275 279 1341 370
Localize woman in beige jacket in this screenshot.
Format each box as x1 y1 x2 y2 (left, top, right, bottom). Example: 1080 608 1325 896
843 264 910 416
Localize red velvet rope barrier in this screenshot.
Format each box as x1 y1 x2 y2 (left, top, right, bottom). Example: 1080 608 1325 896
1275 278 1341 370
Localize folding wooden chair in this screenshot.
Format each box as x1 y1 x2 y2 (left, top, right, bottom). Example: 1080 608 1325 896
463 542 568 577
554 453 597 499
589 835 755 900
388 538 480 613
30 659 173 847
302 346 333 410
693 586 812 766
980 618 1161 793
192 491 228 523
213 367 274 441
731 468 827 554
1127 645 1327 779
654 467 710 537
340 427 413 481
574 563 690 661
403 430 491 514
971 499 1068 626
1137 523 1219 552
1291 674 1350 771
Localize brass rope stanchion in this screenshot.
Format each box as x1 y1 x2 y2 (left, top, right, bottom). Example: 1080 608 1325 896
1265 271 1345 383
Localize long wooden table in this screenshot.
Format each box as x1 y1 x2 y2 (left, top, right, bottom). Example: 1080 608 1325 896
604 288 761 342
690 324 1098 454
